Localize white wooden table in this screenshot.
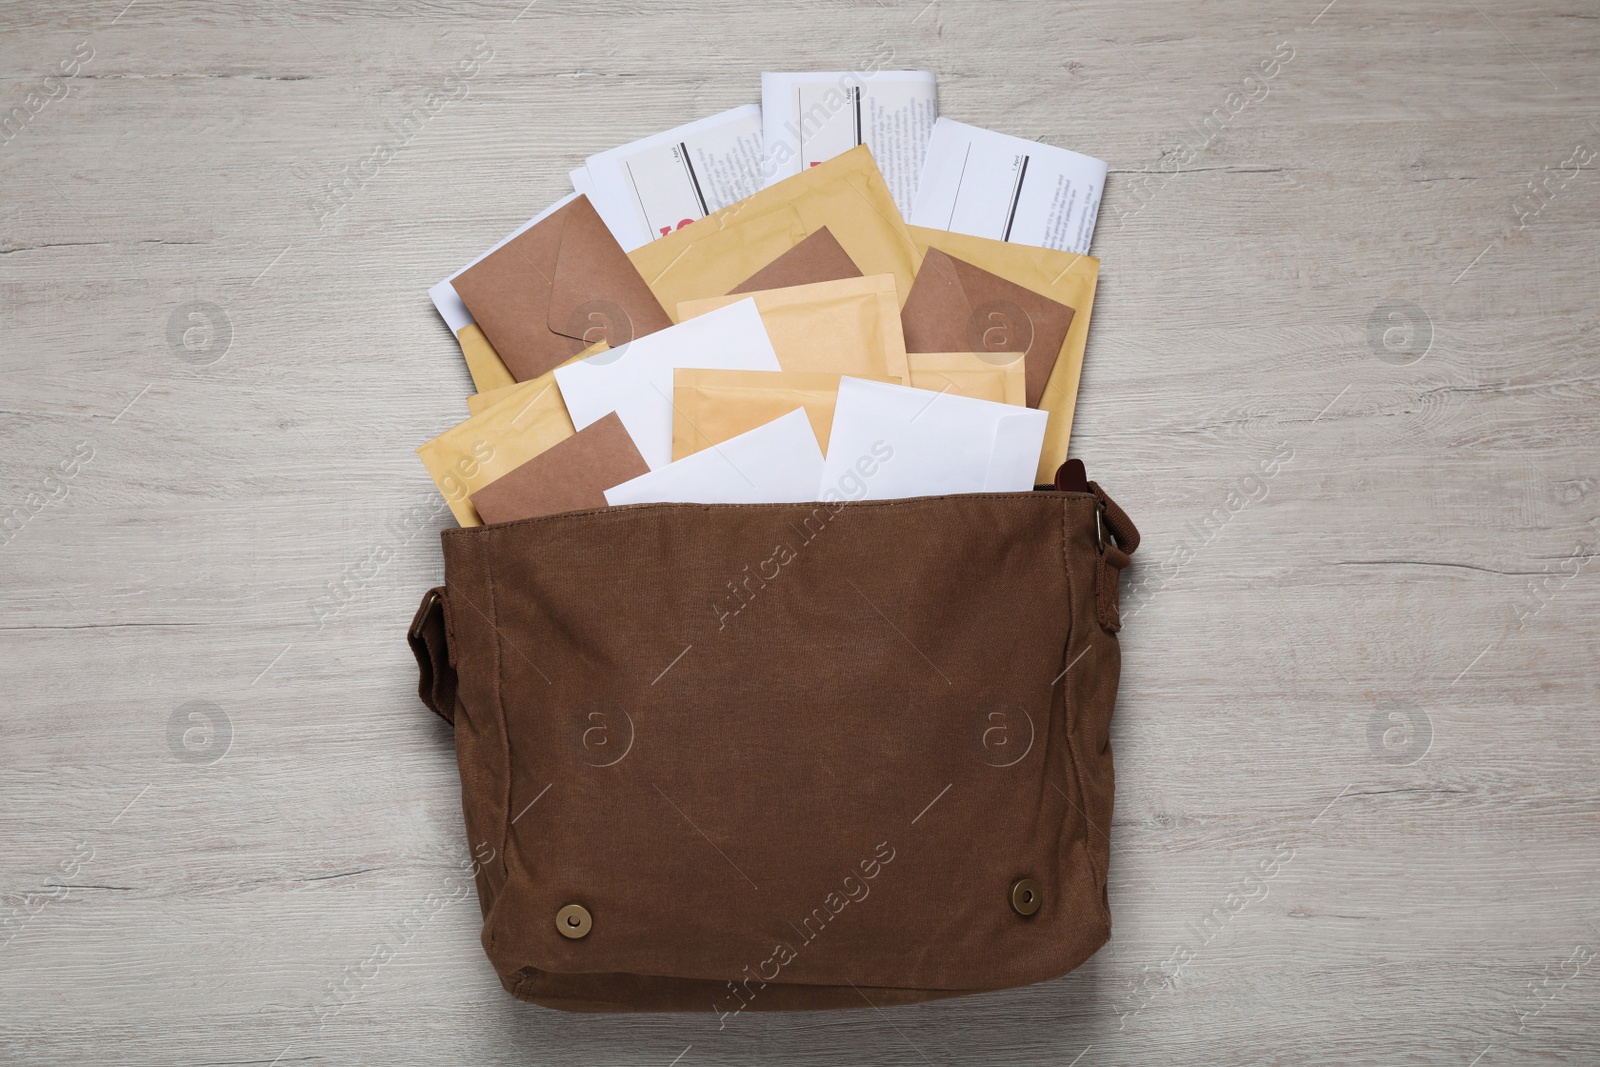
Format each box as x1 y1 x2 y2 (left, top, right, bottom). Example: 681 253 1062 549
3 1 1597 1063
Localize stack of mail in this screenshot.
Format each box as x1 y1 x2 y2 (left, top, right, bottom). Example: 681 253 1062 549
418 70 1110 526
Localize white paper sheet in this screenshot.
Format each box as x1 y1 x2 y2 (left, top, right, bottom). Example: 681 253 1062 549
761 71 937 216
579 105 766 252
427 192 581 333
820 377 1048 501
569 165 599 205
604 408 824 506
552 300 781 470
910 117 1108 256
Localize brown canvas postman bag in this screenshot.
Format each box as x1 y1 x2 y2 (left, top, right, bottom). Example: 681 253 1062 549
408 462 1138 1014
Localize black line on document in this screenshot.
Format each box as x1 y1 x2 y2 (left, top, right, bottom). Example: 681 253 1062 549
796 88 808 165
679 141 709 216
1003 155 1030 242
946 144 973 230
623 159 651 234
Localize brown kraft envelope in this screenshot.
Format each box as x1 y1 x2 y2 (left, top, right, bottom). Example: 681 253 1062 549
729 226 862 294
452 195 672 383
469 412 647 524
907 227 1099 484
900 247 1076 409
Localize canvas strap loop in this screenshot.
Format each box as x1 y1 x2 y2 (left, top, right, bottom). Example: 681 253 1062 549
1053 461 1139 633
409 586 456 725
1088 480 1139 633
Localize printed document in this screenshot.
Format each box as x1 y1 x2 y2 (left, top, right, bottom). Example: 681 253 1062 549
575 105 766 251
910 117 1107 256
762 71 937 216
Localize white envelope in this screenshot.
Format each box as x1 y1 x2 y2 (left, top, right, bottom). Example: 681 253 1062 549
428 191 581 333
820 377 1048 501
605 408 824 506
910 117 1108 256
553 300 781 470
580 105 766 252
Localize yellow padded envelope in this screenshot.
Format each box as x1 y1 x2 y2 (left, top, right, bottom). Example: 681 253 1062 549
908 226 1100 483
466 343 610 414
672 369 894 460
420 343 604 526
457 322 516 394
628 146 923 316
467 378 525 416
677 275 909 385
672 358 1021 461
906 352 1026 407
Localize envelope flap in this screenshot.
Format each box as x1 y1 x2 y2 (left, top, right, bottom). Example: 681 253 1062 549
982 412 1050 492
898 247 981 351
730 226 863 294
452 200 597 383
948 251 1076 349
454 206 565 334
905 247 1077 408
547 196 672 347
955 253 1074 408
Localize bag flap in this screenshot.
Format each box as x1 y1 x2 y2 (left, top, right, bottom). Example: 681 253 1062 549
441 493 1118 996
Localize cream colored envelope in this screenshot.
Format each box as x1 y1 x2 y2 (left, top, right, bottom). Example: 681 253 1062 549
908 226 1100 483
672 369 893 460
677 275 909 385
419 342 604 526
627 145 923 316
905 352 1025 407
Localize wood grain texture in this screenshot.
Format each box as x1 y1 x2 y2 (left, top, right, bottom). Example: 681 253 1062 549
2 0 1597 1063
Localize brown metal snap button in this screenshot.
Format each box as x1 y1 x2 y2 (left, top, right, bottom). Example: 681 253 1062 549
1011 878 1042 916
555 903 592 939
